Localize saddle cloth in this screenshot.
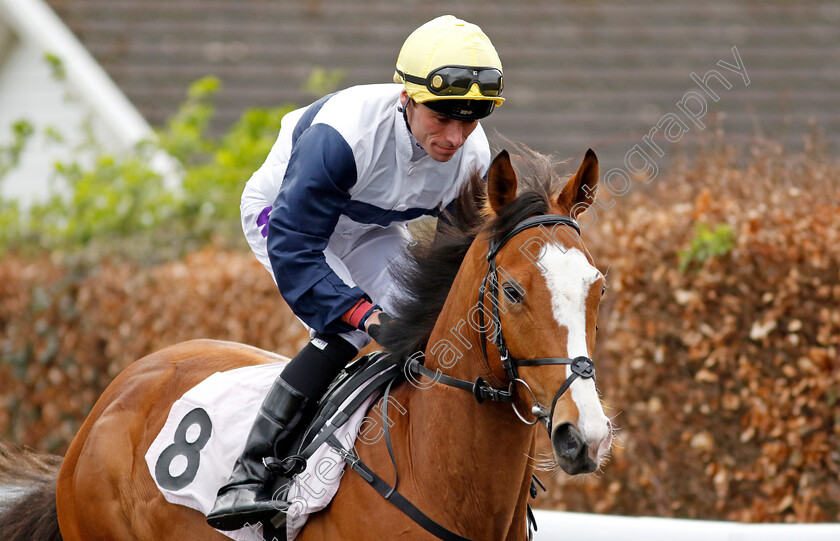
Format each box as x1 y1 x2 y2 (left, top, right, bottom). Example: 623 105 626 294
144 361 386 541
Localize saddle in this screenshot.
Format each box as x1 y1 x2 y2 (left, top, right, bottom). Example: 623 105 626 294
263 351 401 531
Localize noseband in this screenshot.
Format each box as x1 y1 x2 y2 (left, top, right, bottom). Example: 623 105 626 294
408 214 597 434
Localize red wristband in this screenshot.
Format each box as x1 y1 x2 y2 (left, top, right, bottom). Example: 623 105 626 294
342 299 375 329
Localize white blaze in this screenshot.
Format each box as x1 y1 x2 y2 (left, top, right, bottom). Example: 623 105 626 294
541 244 611 462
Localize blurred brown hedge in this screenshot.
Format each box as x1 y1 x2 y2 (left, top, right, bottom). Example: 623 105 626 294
0 251 311 452
542 143 840 523
1 144 838 522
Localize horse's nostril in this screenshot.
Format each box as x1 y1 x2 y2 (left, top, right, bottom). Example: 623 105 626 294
552 422 584 461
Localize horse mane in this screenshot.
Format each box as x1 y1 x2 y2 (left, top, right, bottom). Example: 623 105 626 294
378 145 567 362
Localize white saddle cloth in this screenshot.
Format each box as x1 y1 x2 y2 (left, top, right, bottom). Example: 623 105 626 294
144 362 380 541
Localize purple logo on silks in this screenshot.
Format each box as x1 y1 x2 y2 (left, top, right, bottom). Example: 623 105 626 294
257 206 272 238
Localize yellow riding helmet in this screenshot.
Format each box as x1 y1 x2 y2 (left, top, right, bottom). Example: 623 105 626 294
394 15 505 109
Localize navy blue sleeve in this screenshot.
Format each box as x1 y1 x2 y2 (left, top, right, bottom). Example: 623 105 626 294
266 123 364 334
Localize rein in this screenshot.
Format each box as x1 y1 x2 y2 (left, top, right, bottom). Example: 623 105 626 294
408 214 597 433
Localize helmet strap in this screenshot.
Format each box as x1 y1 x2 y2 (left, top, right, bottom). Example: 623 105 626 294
401 98 415 136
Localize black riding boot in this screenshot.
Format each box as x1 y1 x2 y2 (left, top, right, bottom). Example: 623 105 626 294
206 376 314 531
206 333 358 531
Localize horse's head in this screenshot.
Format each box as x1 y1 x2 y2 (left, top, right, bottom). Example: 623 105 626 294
381 146 614 476
479 148 613 475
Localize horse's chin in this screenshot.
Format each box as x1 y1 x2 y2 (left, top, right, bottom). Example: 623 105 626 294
555 453 598 475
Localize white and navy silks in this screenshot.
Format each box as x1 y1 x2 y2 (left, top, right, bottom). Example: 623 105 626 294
241 83 490 351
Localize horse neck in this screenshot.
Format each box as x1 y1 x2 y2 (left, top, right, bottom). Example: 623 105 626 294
426 239 509 384
397 242 537 538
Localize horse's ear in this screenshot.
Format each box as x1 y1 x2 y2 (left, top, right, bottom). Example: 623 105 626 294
559 148 599 218
487 150 518 214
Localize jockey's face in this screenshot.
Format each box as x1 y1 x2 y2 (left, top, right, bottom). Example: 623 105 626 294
403 92 479 162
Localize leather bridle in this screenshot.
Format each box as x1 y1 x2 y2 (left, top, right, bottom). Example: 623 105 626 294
407 214 597 434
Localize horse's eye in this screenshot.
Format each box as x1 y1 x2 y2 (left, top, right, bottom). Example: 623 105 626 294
601 284 606 296
503 283 524 304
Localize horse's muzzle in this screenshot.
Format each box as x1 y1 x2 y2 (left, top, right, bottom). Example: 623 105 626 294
551 422 597 475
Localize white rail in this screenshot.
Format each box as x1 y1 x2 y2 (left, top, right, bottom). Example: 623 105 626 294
532 510 840 541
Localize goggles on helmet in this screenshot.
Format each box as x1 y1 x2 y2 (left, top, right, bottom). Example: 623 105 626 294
396 65 503 98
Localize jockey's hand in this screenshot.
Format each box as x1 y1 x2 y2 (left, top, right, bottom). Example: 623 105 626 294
366 310 392 342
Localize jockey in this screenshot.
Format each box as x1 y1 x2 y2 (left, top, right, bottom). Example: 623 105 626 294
207 15 504 531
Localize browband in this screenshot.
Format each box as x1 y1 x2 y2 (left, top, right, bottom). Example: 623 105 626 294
487 214 580 260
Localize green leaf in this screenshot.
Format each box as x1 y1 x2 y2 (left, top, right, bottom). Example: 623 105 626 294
678 223 735 273
0 58 321 261
44 52 66 81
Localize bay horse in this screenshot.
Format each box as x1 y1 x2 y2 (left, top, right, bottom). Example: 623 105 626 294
0 147 613 541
